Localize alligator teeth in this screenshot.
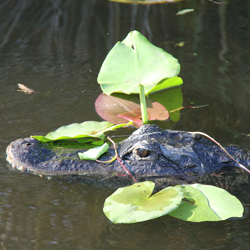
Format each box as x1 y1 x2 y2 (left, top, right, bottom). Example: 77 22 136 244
39 175 44 178
47 176 52 180
17 165 26 172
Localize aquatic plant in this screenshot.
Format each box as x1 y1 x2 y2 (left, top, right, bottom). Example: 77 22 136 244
97 30 182 124
103 182 243 223
31 30 245 224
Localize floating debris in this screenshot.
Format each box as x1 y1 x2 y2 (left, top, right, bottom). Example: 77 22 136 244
176 9 194 15
109 0 183 4
208 0 227 4
17 83 35 94
175 41 185 47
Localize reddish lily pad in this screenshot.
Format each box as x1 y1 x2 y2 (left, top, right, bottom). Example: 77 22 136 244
95 93 169 127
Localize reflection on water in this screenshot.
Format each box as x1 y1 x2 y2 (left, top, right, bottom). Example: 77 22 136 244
1 0 250 249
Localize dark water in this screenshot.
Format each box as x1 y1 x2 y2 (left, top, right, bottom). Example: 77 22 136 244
1 0 250 249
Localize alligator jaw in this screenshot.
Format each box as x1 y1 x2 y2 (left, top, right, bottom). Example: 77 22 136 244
5 137 124 178
6 139 29 173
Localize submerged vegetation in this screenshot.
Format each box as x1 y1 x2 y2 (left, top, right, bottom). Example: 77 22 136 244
32 30 246 224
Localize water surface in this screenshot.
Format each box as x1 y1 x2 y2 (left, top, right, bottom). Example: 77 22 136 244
1 0 250 249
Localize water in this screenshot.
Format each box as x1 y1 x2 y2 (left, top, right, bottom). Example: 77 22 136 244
1 0 250 249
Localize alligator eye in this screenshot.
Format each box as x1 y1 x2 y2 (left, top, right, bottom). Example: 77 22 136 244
136 148 151 158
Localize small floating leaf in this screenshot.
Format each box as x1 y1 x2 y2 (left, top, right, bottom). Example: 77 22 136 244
103 181 184 224
32 121 132 142
78 143 109 160
174 42 185 47
176 9 194 15
169 184 244 222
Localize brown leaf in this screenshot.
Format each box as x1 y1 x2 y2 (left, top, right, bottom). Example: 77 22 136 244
17 84 35 94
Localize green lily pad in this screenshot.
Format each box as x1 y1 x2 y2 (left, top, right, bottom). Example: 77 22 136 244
77 138 104 146
78 143 109 160
32 121 132 142
103 181 184 224
149 86 183 122
98 30 180 95
169 184 244 222
146 76 183 94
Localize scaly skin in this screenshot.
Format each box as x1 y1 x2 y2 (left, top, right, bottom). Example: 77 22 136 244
5 124 250 193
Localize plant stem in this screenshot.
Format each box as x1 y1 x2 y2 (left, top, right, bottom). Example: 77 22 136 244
107 137 137 182
191 131 250 175
139 84 148 124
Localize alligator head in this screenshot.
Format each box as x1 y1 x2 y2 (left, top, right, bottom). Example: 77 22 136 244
6 124 250 190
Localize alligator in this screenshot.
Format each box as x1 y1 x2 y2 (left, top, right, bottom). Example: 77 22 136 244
5 124 250 194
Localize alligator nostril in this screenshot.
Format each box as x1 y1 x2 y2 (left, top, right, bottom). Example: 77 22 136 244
136 148 151 158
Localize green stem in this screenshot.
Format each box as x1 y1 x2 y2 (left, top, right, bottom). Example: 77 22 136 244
139 84 148 124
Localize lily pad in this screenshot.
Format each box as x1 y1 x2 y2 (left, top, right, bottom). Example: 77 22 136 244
32 121 131 142
149 86 183 122
146 77 183 95
77 138 104 146
95 93 169 127
169 184 244 222
98 30 180 95
78 143 109 160
118 102 169 127
103 181 184 224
